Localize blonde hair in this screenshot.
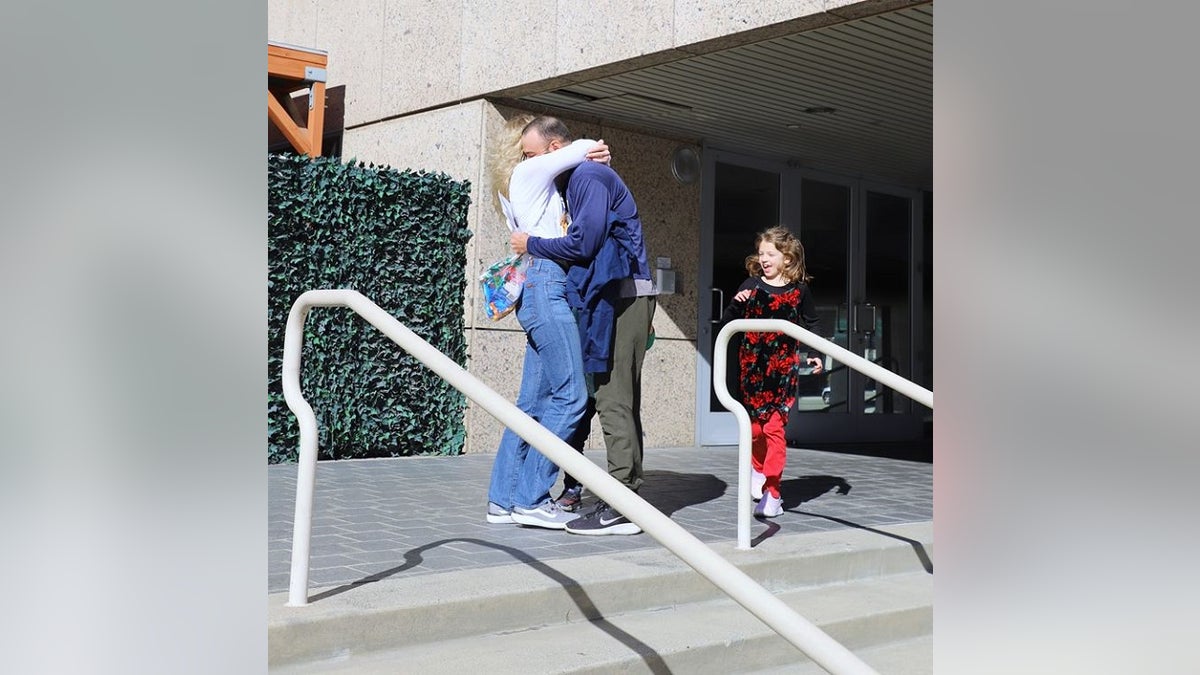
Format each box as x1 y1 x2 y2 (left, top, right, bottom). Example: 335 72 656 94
743 226 812 284
487 113 536 216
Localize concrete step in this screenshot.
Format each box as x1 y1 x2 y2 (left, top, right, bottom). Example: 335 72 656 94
269 521 932 672
747 635 932 675
272 572 930 674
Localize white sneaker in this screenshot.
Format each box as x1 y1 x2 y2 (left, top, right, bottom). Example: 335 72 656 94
754 492 783 518
486 502 514 524
511 501 580 529
751 470 766 501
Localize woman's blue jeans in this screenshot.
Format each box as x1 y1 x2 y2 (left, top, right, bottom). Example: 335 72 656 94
487 258 587 510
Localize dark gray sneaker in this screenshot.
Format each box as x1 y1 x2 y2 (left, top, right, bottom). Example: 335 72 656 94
511 501 580 529
554 485 584 512
564 501 642 536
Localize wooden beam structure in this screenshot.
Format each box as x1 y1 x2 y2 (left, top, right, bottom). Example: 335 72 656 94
268 41 328 158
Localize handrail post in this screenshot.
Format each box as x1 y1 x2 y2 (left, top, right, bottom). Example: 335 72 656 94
713 323 755 551
714 319 934 550
283 301 320 607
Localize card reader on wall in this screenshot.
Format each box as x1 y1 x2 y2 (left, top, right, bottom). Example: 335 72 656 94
654 256 676 295
655 268 676 294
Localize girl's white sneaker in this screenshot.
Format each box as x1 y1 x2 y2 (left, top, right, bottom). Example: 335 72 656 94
754 492 783 518
751 470 766 501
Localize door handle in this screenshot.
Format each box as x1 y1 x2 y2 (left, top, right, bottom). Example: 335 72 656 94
710 287 725 324
853 303 876 335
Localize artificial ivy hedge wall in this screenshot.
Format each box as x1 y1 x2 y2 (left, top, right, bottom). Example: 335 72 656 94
268 153 473 464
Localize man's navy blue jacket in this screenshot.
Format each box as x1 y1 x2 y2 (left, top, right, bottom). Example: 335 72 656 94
525 162 651 373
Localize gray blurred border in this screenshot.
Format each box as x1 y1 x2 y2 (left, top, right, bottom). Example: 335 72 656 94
0 0 266 671
936 1 1200 671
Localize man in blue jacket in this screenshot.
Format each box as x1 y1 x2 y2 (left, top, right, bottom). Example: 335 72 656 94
511 117 657 536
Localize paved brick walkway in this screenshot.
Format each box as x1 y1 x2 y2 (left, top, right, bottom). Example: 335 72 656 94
268 446 932 594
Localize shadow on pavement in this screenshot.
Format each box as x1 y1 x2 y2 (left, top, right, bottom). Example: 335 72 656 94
780 475 852 507
750 521 781 547
788 509 933 574
307 537 672 674
638 470 727 517
768 475 930 573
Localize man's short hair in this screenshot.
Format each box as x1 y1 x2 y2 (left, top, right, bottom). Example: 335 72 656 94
521 116 574 144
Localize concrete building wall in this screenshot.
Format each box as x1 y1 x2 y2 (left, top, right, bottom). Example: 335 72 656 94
267 1 896 124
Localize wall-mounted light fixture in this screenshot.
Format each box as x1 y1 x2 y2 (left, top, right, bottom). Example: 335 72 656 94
670 146 700 185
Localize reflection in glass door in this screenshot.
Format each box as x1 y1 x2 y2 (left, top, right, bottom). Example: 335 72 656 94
789 176 850 423
860 188 914 416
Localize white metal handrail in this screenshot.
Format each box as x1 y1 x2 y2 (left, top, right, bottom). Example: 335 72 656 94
282 289 878 675
713 318 934 550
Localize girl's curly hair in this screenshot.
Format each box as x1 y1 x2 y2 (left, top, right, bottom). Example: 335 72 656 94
743 225 812 284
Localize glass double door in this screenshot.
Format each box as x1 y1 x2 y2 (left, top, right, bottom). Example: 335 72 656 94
696 152 931 445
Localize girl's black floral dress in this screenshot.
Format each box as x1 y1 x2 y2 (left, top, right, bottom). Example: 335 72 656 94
720 277 821 422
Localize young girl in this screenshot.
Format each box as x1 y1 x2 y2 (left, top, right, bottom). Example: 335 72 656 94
720 226 824 517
